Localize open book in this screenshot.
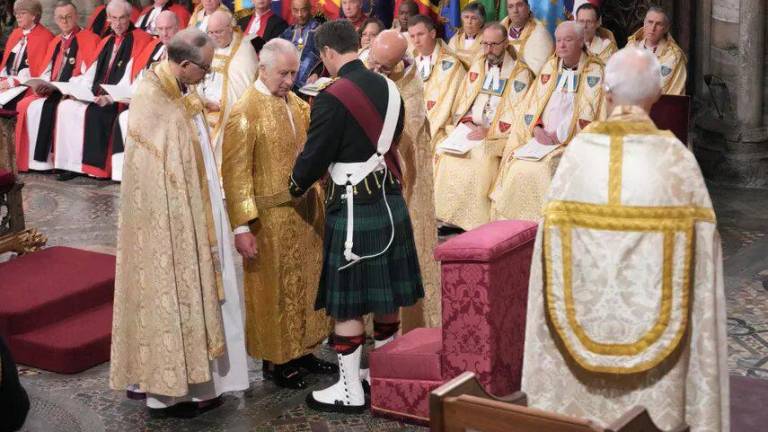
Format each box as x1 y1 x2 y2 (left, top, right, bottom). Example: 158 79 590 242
512 138 561 161
299 77 334 97
100 84 132 103
50 81 95 102
436 123 483 155
0 86 28 106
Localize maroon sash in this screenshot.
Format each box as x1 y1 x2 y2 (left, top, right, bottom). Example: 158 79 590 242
325 78 402 182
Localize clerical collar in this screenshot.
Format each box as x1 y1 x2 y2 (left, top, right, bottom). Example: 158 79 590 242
254 78 275 97
509 26 523 39
62 27 80 40
22 25 36 36
338 59 365 77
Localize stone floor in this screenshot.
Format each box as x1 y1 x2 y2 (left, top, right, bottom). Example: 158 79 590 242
11 172 768 431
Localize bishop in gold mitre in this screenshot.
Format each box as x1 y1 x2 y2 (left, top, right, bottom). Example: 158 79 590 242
368 29 441 330
573 1 617 63
447 2 485 68
408 14 466 148
626 6 686 95
490 21 606 221
200 10 258 175
222 38 333 389
434 23 534 231
521 47 728 432
501 0 554 74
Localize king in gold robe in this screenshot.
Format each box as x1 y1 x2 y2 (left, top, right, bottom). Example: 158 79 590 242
387 60 441 329
110 60 249 405
521 104 728 431
626 28 686 95
434 27 534 231
491 49 606 221
222 77 330 367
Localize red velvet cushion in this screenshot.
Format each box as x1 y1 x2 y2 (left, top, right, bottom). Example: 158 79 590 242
369 327 443 381
434 220 538 262
0 169 14 187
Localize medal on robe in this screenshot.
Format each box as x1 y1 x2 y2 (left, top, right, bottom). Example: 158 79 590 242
69 57 75 65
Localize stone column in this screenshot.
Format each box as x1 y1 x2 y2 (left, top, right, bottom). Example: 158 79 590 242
736 0 765 127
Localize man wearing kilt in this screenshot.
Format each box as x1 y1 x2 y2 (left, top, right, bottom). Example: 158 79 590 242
288 20 424 414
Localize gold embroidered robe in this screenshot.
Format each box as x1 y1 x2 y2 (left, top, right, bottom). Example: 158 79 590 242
521 106 729 431
392 64 441 330
491 53 606 221
222 84 330 365
447 29 483 68
110 61 226 397
433 51 534 230
586 27 617 63
501 17 554 74
419 39 466 149
627 29 687 95
188 4 232 30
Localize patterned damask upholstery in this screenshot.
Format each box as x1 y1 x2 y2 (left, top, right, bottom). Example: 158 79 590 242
370 220 538 424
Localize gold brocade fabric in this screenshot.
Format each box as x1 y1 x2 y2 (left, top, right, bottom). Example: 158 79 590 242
587 28 618 63
521 106 729 431
501 17 554 74
491 53 606 221
222 86 330 364
110 61 226 397
394 66 441 330
421 40 466 149
447 29 483 69
627 30 687 95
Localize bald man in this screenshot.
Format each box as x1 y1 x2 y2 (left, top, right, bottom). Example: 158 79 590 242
279 0 323 90
369 29 441 332
202 10 259 175
521 47 728 431
189 0 229 32
434 23 534 231
490 21 605 221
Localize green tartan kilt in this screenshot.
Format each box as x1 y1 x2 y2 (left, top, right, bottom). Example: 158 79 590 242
316 192 424 320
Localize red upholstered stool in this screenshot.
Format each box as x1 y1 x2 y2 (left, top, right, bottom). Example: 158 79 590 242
0 246 116 373
370 220 538 424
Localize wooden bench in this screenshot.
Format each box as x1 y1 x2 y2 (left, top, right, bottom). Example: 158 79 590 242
429 372 689 432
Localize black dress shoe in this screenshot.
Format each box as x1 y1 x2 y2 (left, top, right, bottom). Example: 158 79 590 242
56 171 79 181
262 360 274 380
294 354 338 375
272 363 307 389
438 225 465 236
126 389 147 400
166 396 223 419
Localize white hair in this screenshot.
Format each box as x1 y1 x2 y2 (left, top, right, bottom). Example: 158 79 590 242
106 0 132 15
260 38 299 68
604 47 662 105
556 20 585 40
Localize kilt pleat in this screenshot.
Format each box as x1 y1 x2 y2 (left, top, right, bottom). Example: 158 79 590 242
316 193 424 320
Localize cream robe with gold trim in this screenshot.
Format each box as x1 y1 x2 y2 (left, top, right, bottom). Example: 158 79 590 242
392 64 441 329
501 17 554 74
417 39 466 148
199 31 259 174
433 51 533 230
586 27 617 63
447 29 483 68
491 53 605 221
627 30 687 95
188 5 233 31
521 105 729 432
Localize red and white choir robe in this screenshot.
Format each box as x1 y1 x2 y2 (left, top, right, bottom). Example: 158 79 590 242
15 28 100 172
136 1 191 35
0 24 54 108
53 27 152 179
111 39 167 182
85 4 142 38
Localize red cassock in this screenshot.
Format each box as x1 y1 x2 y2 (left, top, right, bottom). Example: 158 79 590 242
15 28 101 172
130 38 164 80
86 5 142 38
136 2 191 31
0 25 54 82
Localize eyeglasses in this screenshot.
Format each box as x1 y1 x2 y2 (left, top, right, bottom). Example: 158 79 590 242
480 41 505 48
187 59 211 73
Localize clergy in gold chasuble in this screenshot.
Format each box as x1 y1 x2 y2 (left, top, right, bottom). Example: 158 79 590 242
390 62 441 330
521 105 729 432
416 39 466 150
586 27 617 63
447 29 483 69
222 80 330 365
491 53 605 221
500 16 553 74
627 29 687 96
110 62 245 399
433 50 533 231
